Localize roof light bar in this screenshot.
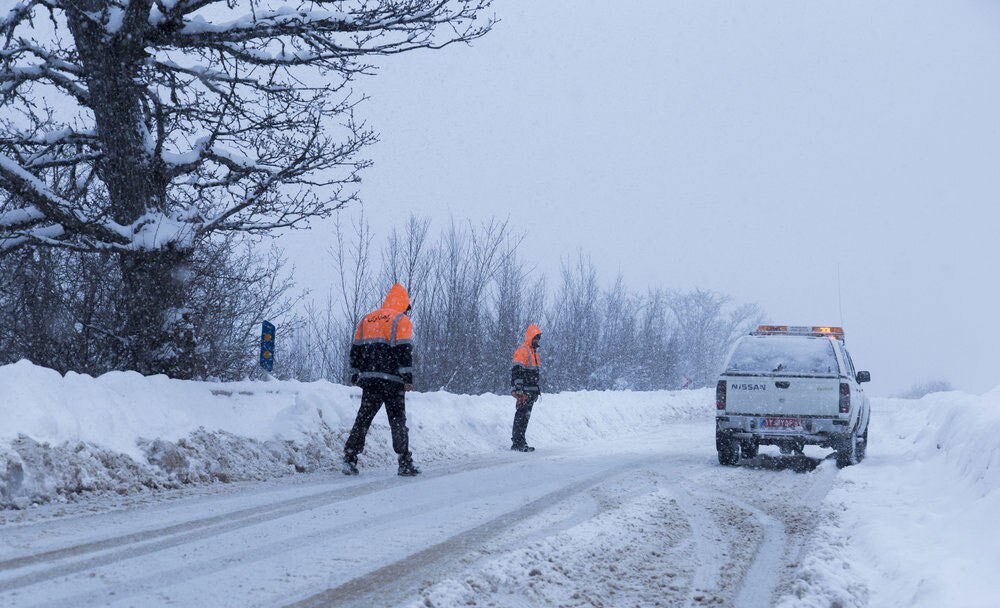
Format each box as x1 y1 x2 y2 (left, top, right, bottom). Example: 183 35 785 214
753 325 845 340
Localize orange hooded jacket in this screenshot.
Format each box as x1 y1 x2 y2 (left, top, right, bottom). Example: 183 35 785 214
349 284 414 385
511 324 542 394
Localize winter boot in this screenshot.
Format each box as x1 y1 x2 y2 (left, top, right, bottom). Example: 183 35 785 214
397 455 421 477
341 456 359 476
511 443 535 452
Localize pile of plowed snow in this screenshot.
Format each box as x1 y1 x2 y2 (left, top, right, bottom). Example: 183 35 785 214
778 389 1000 608
0 360 710 508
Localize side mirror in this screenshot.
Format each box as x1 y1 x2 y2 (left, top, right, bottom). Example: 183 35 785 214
856 371 871 384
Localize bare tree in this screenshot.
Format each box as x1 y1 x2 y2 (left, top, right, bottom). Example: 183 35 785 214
632 289 680 390
188 239 299 379
283 296 340 382
0 234 297 379
0 0 494 374
420 218 513 391
382 215 433 306
544 253 602 391
483 228 534 392
596 275 639 389
331 212 375 334
668 290 764 387
281 215 765 394
327 210 375 380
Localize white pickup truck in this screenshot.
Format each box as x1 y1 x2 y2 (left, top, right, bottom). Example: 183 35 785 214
715 326 871 467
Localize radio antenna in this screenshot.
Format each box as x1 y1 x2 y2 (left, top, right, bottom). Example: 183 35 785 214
837 263 845 329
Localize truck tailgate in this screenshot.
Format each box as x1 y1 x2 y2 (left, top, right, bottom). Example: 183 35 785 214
724 375 841 417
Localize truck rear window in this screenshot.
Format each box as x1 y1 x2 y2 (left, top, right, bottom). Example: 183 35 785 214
725 336 839 375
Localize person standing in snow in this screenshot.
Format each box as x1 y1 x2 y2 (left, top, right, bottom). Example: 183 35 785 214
343 283 420 477
510 324 542 452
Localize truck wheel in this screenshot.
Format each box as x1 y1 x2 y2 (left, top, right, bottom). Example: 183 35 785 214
717 433 740 466
836 431 859 468
856 425 868 462
740 439 759 459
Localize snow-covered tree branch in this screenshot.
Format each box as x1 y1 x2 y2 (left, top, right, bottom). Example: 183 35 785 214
2 0 493 252
0 0 494 374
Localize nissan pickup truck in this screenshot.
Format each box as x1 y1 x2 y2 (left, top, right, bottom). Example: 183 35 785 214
715 325 871 467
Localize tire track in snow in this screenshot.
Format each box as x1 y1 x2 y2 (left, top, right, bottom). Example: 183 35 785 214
283 456 664 608
732 460 839 607
672 487 730 607
0 457 520 592
732 500 785 608
663 455 840 607
21 485 539 608
400 468 703 608
703 458 839 608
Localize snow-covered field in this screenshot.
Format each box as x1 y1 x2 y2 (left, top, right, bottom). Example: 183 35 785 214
1 361 998 607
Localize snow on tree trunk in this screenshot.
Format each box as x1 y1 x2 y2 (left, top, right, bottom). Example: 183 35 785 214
67 1 191 374
118 250 194 376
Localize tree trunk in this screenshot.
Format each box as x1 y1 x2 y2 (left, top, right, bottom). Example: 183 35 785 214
118 250 194 376
67 1 192 376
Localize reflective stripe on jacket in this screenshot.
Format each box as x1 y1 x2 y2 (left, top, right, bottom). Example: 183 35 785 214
349 283 414 385
511 324 541 394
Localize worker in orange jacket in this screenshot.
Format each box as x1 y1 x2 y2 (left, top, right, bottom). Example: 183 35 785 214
510 324 542 452
343 283 420 477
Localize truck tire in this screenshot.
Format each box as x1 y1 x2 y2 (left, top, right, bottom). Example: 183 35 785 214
856 424 868 462
836 430 859 468
717 433 740 466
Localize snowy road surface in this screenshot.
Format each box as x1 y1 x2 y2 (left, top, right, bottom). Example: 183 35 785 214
0 420 840 608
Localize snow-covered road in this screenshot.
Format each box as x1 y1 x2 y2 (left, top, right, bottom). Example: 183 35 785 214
3 365 999 607
0 420 841 608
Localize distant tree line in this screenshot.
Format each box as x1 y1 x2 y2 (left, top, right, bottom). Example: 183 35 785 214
896 380 954 399
283 215 765 394
0 212 764 392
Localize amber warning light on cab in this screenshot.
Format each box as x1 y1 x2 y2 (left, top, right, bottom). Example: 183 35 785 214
752 325 845 341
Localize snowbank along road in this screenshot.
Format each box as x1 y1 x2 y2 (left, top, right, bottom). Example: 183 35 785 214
1 364 998 607
0 424 841 607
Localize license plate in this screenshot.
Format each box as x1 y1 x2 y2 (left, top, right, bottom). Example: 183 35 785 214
762 417 803 430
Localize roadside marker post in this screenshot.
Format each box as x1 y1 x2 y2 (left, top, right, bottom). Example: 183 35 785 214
260 321 275 373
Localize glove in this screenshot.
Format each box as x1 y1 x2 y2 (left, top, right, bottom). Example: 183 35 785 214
512 391 529 409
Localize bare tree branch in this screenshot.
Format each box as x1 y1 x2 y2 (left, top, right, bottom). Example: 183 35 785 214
1 0 495 252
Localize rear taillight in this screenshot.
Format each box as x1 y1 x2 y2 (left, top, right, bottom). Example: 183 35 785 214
839 382 851 413
716 380 727 410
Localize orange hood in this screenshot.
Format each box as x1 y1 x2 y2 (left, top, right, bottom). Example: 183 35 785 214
523 324 542 346
382 283 410 313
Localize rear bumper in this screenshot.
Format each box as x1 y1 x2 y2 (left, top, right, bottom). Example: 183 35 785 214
716 414 850 447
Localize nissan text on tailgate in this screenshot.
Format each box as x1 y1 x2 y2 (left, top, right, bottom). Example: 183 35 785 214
715 325 871 467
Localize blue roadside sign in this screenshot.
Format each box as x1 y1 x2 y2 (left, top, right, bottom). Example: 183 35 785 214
260 321 275 372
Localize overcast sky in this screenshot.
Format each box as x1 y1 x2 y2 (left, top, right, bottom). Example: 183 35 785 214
283 0 1000 396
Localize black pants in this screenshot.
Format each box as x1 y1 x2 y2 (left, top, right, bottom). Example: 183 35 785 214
512 393 539 446
345 380 410 461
